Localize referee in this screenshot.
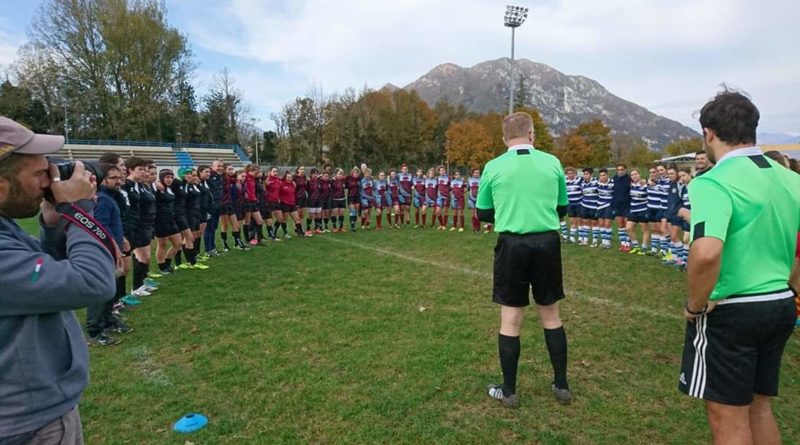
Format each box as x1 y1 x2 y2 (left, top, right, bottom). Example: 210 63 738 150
477 112 571 408
678 90 799 444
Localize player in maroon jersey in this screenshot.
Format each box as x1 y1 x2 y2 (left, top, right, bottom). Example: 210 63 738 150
388 169 401 228
359 168 375 230
467 168 481 233
307 168 323 234
328 168 347 232
242 164 264 245
294 166 309 234
345 167 361 232
423 168 437 228
449 170 467 232
435 165 451 230
280 171 306 237
398 164 413 226
319 171 332 232
412 168 426 228
265 166 286 239
219 164 245 251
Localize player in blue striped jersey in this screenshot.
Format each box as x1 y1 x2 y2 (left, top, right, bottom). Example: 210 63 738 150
654 164 672 256
625 169 650 255
564 167 582 243
672 168 693 270
662 166 682 265
646 167 667 256
579 168 600 247
595 169 615 249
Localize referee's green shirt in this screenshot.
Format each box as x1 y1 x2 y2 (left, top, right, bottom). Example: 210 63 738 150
688 147 800 301
476 144 568 234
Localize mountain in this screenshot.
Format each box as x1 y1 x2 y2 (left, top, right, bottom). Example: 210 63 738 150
758 132 799 145
401 58 699 148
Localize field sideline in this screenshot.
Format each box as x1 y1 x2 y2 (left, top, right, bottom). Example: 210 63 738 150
18 219 800 444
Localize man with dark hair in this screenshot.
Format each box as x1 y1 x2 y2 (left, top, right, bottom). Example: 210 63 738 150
86 163 130 345
0 116 116 444
478 112 571 408
679 91 800 443
694 150 712 176
203 160 223 256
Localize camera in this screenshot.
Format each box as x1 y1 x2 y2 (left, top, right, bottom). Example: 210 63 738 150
47 157 104 183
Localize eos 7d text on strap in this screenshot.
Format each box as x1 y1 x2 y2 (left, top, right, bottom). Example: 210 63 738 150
55 201 117 258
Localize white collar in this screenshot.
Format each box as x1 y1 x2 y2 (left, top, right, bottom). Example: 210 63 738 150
715 146 762 167
507 143 534 152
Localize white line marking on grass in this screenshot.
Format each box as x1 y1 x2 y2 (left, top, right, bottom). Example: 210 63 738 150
322 236 681 320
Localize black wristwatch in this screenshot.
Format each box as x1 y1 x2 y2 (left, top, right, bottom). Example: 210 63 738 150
684 299 707 315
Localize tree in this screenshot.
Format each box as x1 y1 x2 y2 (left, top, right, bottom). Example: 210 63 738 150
20 0 192 140
612 135 661 168
514 75 529 109
445 119 495 170
514 105 554 152
261 130 277 164
202 68 249 145
663 137 703 157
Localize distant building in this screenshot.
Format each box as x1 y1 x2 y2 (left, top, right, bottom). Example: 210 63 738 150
658 144 800 174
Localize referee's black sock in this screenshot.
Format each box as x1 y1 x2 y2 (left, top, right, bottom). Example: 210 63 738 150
544 326 569 390
498 334 520 396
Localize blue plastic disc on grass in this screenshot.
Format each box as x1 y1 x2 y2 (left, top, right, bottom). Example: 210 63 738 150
173 413 208 433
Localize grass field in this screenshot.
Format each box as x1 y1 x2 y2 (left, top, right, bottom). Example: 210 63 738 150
17 218 800 444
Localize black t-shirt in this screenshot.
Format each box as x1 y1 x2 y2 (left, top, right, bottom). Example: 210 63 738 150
171 179 187 217
185 183 202 216
155 186 175 226
121 179 141 237
138 184 157 226
199 181 213 215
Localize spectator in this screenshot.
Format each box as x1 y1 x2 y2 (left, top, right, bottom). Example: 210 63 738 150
0 116 116 444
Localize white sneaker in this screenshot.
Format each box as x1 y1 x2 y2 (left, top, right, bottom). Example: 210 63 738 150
132 287 152 297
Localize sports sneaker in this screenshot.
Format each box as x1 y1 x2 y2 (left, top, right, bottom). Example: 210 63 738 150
315 229 324 234
121 295 142 306
148 272 163 279
223 246 231 253
176 263 191 270
190 262 209 270
249 239 259 246
305 230 314 236
208 250 219 257
108 320 133 335
238 245 251 251
158 268 172 276
144 278 160 287
284 233 292 239
449 227 456 232
487 384 519 409
458 228 464 233
88 332 121 346
629 247 641 254
551 384 572 405
131 287 151 297
413 224 420 229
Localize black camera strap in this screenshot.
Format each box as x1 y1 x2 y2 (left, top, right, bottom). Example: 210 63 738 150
55 202 118 259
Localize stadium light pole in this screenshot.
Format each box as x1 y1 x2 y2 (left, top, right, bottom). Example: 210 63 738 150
504 5 528 115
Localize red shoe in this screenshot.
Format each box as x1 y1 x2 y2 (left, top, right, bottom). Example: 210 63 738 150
315 229 323 234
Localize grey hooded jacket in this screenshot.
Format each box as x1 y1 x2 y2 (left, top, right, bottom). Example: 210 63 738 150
0 201 115 438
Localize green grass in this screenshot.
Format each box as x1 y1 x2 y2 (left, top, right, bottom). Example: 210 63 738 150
14 217 800 444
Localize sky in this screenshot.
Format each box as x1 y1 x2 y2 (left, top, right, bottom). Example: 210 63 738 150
1 0 798 136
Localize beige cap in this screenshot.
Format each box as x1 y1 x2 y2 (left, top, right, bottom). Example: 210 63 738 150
0 116 65 162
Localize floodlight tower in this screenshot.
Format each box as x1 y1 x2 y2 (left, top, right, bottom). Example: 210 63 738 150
504 5 529 115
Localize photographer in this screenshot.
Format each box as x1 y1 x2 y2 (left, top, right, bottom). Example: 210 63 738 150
0 117 116 444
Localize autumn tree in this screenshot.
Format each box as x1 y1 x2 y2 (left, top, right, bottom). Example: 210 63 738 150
514 105 554 152
445 119 495 170
611 135 661 168
663 137 703 156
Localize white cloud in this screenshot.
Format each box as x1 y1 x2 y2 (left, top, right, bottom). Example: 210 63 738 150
177 0 800 133
0 30 24 71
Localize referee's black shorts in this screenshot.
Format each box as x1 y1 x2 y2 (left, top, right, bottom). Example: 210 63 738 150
493 230 564 307
678 290 796 406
